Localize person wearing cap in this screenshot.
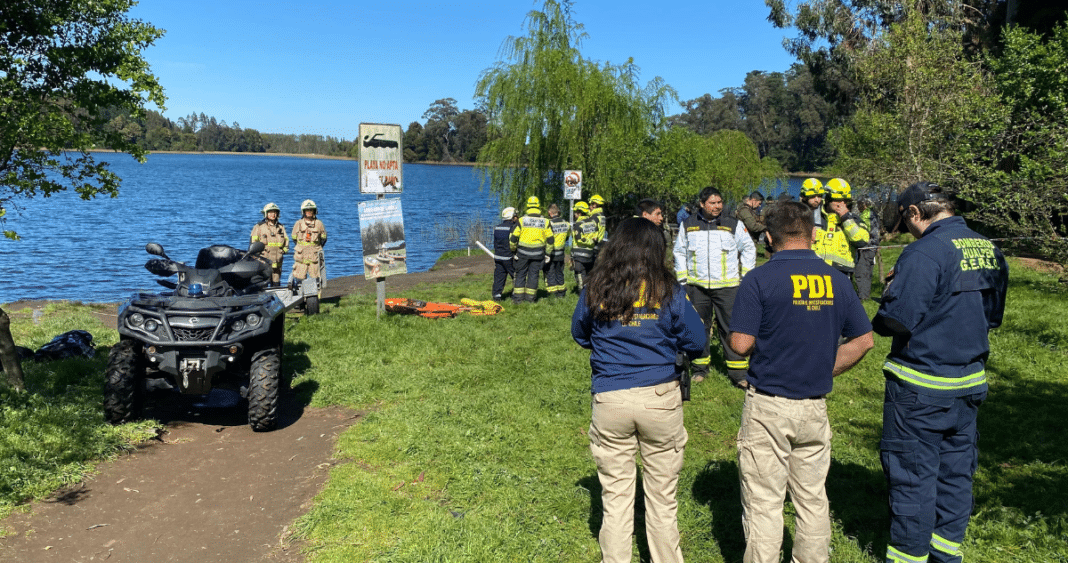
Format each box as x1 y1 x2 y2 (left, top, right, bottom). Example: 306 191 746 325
873 181 1008 563
673 186 756 386
291 199 327 284
251 203 289 286
543 203 571 298
812 178 870 278
492 207 518 301
729 200 874 563
854 198 882 300
734 191 766 252
509 196 554 303
571 201 599 291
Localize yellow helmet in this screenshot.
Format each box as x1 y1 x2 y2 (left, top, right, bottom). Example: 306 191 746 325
262 202 280 217
526 195 540 207
589 194 606 206
800 178 824 199
301 199 317 212
574 201 590 214
825 178 852 201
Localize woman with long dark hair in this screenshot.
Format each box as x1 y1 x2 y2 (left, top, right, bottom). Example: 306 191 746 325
572 217 708 563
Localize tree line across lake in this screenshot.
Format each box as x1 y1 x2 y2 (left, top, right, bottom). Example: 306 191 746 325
103 66 840 173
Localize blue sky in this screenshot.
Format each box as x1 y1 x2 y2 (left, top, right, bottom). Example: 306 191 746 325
130 1 798 141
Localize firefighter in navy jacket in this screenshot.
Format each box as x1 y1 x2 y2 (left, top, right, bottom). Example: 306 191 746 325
873 182 1008 563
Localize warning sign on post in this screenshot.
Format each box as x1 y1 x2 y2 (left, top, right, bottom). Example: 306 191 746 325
359 123 403 194
563 170 582 200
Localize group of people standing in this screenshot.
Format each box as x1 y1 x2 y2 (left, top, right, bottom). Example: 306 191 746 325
572 181 1009 563
491 194 608 303
249 199 327 287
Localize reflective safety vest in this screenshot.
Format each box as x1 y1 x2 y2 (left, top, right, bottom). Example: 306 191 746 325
509 212 554 259
547 215 570 260
571 215 599 261
813 208 869 272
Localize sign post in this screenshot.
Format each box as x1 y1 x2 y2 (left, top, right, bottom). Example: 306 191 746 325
563 169 582 222
358 123 404 318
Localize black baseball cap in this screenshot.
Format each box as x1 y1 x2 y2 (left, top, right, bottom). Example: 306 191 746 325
896 181 949 211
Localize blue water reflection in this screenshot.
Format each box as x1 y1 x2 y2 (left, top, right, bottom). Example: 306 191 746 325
1 153 501 303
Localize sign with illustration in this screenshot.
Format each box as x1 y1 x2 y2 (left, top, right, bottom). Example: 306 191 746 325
563 169 582 200
359 123 403 194
358 199 407 279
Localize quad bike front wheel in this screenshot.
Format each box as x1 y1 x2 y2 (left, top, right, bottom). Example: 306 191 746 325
104 339 145 424
247 347 281 431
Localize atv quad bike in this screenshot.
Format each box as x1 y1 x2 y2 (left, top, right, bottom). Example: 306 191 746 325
104 242 286 431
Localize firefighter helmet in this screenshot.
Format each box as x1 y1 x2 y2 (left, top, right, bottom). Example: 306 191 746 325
501 207 516 220
589 194 606 206
825 178 852 201
301 199 317 212
574 201 590 215
800 178 825 199
262 202 280 217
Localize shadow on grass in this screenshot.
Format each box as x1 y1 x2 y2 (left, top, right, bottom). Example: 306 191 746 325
826 460 889 558
577 472 656 563
974 363 1068 520
691 459 746 563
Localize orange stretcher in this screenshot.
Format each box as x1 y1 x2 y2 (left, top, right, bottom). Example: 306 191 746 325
384 298 504 318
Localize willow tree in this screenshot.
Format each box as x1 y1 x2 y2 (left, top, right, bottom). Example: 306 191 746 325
475 0 675 206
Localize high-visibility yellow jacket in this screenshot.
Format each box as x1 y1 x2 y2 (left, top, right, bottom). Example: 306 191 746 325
571 215 599 262
813 207 869 272
509 211 554 259
547 215 570 260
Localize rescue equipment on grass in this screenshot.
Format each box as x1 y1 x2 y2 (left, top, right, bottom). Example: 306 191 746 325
384 297 504 318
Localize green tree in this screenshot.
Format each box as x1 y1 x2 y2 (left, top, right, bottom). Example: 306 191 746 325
956 22 1068 267
829 7 995 193
474 0 675 206
422 98 460 162
0 0 165 391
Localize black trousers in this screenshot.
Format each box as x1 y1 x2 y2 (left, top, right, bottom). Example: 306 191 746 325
572 257 595 290
492 258 514 299
513 256 541 301
686 284 747 384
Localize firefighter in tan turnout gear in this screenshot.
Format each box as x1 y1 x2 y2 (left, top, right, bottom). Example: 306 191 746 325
251 202 290 286
291 199 327 285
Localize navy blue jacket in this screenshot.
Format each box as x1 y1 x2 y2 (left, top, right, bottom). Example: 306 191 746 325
572 285 707 394
493 220 514 261
874 216 1008 397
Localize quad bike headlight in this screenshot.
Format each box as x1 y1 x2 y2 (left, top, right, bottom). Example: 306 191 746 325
143 319 160 333
232 319 246 332
245 313 261 327
129 313 145 327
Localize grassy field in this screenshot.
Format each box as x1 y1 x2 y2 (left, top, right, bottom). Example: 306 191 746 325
2 248 1067 561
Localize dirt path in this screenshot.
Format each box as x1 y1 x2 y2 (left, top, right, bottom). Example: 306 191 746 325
0 254 495 563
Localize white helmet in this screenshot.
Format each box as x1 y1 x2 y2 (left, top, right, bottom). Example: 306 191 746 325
301 199 317 212
501 207 516 220
262 202 280 217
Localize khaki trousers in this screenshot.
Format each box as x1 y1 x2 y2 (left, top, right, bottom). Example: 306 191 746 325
589 380 688 563
737 388 832 563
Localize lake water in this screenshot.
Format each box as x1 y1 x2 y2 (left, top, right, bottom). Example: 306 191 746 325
1 154 503 303
0 153 805 304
